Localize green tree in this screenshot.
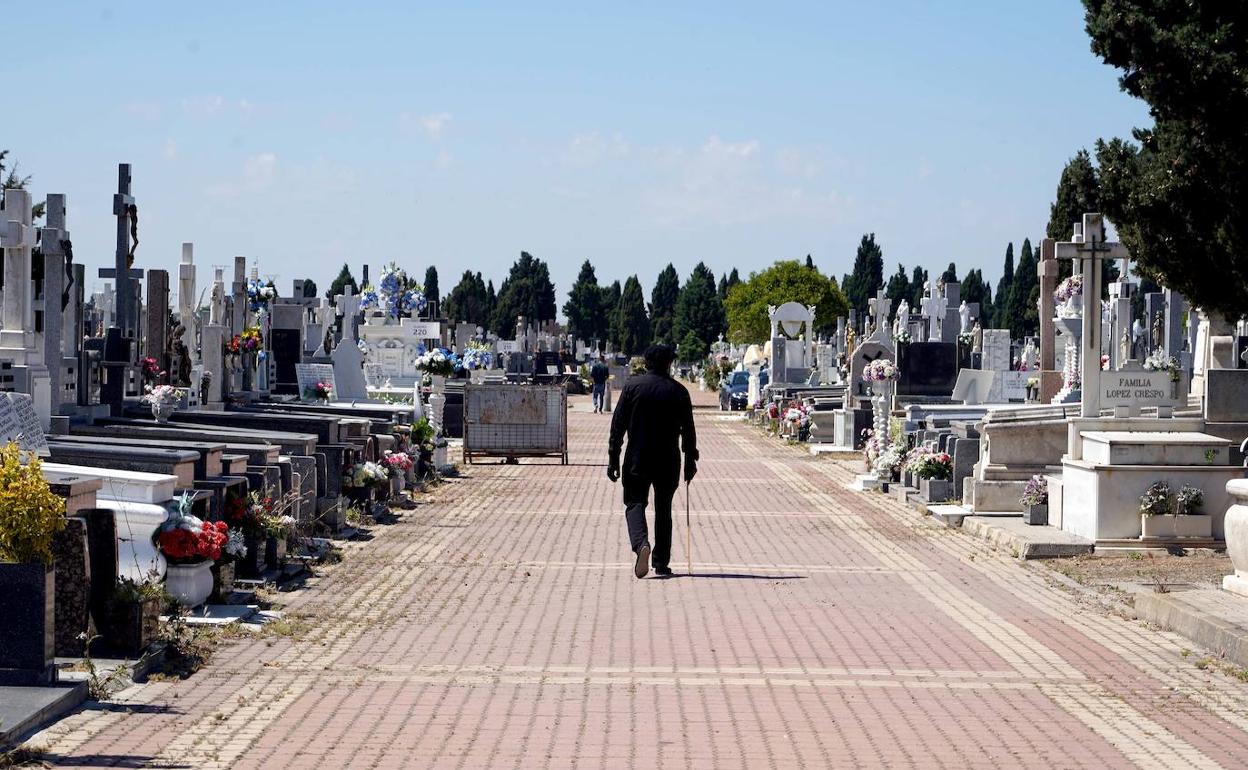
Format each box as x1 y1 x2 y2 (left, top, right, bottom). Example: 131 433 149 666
842 234 885 313
485 280 496 333
678 330 708 362
423 266 440 312
1083 0 1248 314
444 270 490 327
885 263 910 322
563 260 605 343
961 269 993 327
1004 239 1039 338
1046 149 1120 287
724 260 848 343
804 254 815 270
301 280 318 298
673 262 725 348
326 263 359 302
0 150 45 221
615 276 651 355
600 279 623 349
491 251 557 332
997 243 1014 323
940 262 958 284
719 268 741 301
648 264 681 346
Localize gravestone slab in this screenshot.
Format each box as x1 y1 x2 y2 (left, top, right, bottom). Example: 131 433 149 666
295 363 337 402
897 343 957 397
0 392 50 456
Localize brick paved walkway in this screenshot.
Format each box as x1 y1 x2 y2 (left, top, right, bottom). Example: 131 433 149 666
27 389 1248 768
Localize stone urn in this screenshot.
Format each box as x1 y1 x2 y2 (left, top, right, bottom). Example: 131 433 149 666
165 560 214 608
152 401 176 423
1223 479 1248 597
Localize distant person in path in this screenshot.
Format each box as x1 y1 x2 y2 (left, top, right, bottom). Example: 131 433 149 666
590 354 610 413
607 344 698 578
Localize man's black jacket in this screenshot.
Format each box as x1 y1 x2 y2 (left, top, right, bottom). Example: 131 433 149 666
608 370 698 485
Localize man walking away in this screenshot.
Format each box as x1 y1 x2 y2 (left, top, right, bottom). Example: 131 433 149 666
607 344 698 578
590 354 610 413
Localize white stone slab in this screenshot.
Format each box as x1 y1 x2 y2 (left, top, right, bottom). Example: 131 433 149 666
94 500 170 582
42 463 178 504
1081 431 1232 466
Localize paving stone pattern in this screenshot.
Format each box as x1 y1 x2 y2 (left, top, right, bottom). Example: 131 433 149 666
27 391 1248 768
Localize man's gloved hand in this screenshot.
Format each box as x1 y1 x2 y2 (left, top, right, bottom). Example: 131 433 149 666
607 457 620 482
684 457 697 483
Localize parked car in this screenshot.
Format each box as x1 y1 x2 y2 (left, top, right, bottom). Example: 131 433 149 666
719 369 768 410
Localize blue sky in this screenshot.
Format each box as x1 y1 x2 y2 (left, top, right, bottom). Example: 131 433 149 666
5 1 1148 311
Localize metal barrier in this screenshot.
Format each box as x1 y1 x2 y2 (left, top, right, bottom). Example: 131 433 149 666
463 384 568 464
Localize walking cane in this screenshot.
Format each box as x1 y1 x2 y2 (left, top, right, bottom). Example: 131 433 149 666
685 480 693 576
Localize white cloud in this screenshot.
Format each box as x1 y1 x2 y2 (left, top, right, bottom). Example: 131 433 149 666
918 157 934 180
125 100 162 120
642 135 844 228
400 111 453 140
204 152 278 198
163 138 178 160
179 96 255 118
562 132 630 166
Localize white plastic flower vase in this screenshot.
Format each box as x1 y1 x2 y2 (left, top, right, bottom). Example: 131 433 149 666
165 560 214 608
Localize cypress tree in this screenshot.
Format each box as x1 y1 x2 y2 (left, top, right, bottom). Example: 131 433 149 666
648 264 681 346
563 260 604 343
616 276 651 355
673 262 725 347
423 266 440 312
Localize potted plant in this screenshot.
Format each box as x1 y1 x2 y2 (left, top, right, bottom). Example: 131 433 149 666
910 448 954 503
1020 475 1048 525
156 494 227 608
382 451 415 492
344 461 389 504
224 492 266 577
415 347 456 390
260 511 296 570
142 383 186 423
1139 481 1212 539
0 442 67 684
101 575 167 657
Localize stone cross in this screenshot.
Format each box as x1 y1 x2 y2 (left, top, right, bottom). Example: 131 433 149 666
867 287 891 340
1055 213 1129 418
39 194 73 407
336 285 362 344
1 188 37 352
178 243 196 328
231 256 247 334
1037 238 1059 373
210 268 226 325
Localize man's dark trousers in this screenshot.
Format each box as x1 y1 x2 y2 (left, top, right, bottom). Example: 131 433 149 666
623 473 678 568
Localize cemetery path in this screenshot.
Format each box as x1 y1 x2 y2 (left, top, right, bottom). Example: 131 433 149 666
27 390 1248 769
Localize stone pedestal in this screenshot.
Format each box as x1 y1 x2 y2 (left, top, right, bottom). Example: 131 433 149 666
1225 479 1248 598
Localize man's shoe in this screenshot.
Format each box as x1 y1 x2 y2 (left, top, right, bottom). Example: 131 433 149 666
653 566 673 577
634 544 651 579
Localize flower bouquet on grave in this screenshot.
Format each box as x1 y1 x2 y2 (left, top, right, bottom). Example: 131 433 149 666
381 451 414 475
142 384 186 422
861 359 898 383
872 443 906 481
957 331 974 348
304 381 333 403
359 285 381 313
1020 475 1048 507
893 329 912 346
246 277 277 316
414 348 456 378
1138 480 1173 516
1143 350 1182 383
1175 484 1204 515
345 461 389 490
1054 275 1084 318
908 448 953 481
461 342 494 371
140 356 163 383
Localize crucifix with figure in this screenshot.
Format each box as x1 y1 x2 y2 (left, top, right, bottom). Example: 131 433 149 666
98 163 143 342
1054 212 1128 418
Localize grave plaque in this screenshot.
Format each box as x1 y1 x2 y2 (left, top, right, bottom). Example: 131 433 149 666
497 340 521 354
407 321 440 339
1099 369 1180 410
0 392 50 456
295 363 337 401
